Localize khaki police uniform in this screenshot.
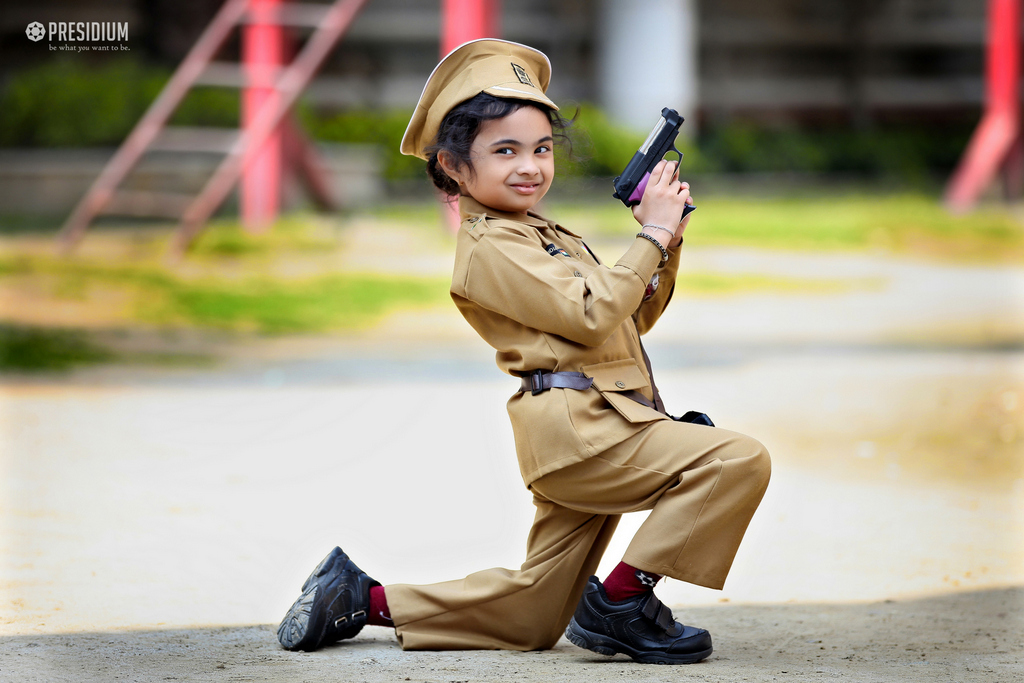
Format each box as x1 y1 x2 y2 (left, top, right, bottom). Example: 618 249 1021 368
385 197 771 651
386 38 770 652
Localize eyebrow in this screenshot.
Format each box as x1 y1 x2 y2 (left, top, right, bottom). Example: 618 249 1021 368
488 136 554 147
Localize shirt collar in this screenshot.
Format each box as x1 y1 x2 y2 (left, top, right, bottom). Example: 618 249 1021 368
457 196 580 237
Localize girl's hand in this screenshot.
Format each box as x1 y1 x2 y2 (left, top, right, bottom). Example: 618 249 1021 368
670 191 695 248
631 159 691 246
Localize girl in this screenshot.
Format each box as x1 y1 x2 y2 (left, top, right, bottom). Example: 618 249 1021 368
278 39 771 665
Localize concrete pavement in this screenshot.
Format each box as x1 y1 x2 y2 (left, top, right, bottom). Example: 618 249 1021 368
1 245 1022 681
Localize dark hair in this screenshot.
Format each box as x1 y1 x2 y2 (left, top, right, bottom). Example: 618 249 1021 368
425 92 573 196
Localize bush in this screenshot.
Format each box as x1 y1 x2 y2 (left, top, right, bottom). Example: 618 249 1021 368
1 59 159 147
564 104 708 178
0 324 113 371
0 58 238 148
298 107 421 182
700 121 974 181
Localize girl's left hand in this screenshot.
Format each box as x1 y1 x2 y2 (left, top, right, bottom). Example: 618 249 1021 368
670 185 695 249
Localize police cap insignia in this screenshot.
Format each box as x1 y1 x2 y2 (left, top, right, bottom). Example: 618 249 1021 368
511 63 535 87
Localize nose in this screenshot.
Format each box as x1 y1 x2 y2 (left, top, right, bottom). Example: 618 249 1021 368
517 154 540 176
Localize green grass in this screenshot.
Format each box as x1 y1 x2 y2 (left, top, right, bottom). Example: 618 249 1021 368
0 254 451 335
188 214 341 257
547 193 1024 261
156 273 448 333
675 272 868 296
1 192 1020 371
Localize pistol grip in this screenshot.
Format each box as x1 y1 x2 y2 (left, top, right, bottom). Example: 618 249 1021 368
628 173 698 221
626 172 650 205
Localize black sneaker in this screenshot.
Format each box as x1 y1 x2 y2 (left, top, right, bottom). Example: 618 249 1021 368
565 576 713 665
277 547 380 651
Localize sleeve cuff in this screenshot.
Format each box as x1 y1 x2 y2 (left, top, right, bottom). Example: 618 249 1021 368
615 235 666 283
658 241 684 271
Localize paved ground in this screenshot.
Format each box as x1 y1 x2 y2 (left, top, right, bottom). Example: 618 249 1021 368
1 244 1022 681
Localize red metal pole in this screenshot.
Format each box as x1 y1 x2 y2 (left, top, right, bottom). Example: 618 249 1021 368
441 0 501 56
945 0 1021 212
439 0 500 231
242 0 286 232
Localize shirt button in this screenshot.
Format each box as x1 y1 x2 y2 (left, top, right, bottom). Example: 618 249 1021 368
615 381 626 389
574 271 582 277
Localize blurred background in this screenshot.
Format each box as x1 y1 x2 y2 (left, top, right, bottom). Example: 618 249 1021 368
0 0 1020 355
0 0 1000 220
0 1 1022 669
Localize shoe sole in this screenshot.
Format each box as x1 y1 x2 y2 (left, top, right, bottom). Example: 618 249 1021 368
565 617 713 665
277 548 347 651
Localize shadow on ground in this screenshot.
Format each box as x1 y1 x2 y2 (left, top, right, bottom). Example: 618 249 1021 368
3 588 1020 683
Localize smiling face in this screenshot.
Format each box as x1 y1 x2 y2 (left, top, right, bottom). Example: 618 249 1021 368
446 105 555 214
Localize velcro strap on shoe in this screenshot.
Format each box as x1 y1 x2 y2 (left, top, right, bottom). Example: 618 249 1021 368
641 594 682 636
334 608 369 634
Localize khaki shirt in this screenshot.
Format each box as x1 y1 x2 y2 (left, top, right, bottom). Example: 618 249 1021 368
450 196 683 485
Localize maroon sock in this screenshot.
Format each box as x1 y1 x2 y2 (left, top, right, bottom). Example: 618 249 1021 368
367 585 393 627
602 562 662 602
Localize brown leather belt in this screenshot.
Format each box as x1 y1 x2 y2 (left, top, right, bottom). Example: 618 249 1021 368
519 369 714 426
519 370 593 396
519 370 652 408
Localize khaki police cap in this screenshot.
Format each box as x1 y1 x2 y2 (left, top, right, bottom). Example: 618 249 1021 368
401 38 557 160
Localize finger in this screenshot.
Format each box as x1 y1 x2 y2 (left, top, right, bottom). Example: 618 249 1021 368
649 159 669 185
669 160 680 181
662 160 679 184
657 160 680 187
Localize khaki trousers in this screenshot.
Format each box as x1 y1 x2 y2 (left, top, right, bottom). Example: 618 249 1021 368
388 421 771 651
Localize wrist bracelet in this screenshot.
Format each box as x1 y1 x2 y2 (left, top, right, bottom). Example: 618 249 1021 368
636 231 669 262
642 223 675 240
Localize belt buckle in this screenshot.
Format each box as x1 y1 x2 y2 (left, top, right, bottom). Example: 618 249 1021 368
530 369 547 396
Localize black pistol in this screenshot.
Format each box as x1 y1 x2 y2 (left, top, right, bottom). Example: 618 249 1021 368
612 107 695 220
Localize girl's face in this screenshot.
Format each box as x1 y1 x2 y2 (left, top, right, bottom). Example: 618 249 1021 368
453 106 554 214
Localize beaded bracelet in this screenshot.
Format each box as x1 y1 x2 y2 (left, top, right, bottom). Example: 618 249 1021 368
636 232 669 262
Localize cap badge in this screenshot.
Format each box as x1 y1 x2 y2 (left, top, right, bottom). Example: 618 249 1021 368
511 63 535 87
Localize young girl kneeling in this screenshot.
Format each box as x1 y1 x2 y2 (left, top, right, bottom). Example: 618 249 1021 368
277 39 771 666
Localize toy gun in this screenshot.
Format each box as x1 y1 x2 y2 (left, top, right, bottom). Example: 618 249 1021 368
612 107 696 220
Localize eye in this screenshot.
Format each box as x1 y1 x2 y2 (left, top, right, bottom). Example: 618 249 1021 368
536 144 552 154
495 147 515 156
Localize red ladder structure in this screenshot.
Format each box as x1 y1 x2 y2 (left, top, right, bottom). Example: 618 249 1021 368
945 0 1022 212
57 0 370 257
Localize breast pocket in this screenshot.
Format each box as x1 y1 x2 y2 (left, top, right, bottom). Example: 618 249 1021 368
581 359 666 424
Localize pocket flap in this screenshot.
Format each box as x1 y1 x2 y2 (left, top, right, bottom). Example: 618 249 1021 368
581 359 650 393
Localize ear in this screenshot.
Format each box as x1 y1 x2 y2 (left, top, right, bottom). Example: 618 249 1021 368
437 151 464 185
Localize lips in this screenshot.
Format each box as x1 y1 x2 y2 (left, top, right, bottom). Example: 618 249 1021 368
511 183 540 194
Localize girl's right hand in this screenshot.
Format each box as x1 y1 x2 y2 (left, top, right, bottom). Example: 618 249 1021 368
631 159 691 239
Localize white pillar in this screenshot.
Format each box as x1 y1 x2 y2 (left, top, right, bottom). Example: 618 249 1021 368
597 0 699 135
